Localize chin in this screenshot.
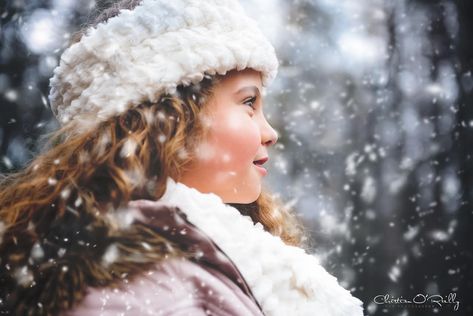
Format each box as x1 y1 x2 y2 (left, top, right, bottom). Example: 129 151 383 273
225 195 259 204
239 195 259 204
223 185 261 204
238 185 261 204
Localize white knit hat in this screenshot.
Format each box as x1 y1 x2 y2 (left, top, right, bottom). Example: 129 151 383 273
48 0 279 127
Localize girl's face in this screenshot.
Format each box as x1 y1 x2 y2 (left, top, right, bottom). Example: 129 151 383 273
177 68 278 203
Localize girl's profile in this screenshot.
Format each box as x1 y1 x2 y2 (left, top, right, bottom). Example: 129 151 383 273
0 0 364 315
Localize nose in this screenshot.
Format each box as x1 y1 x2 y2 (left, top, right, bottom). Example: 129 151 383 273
261 116 278 146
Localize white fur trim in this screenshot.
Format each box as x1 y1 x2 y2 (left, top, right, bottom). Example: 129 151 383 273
48 0 279 128
158 177 365 316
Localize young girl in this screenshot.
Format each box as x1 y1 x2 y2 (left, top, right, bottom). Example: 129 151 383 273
0 0 364 315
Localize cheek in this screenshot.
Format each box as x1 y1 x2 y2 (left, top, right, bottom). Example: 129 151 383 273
200 111 260 169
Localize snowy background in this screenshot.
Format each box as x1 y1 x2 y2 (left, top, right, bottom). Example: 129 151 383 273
1 0 472 315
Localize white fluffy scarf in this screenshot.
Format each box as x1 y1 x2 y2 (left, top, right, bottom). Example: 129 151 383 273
158 177 364 316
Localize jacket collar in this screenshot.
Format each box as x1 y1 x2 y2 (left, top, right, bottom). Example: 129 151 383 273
156 177 364 316
129 199 263 311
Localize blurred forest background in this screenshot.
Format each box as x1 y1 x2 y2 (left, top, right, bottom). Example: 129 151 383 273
1 0 472 315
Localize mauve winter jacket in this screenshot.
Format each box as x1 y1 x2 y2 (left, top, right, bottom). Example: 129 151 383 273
63 202 265 316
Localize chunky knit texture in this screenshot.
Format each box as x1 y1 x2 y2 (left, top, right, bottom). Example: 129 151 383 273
48 0 279 127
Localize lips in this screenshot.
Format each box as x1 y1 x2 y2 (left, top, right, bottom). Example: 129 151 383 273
253 156 269 176
253 157 268 166
253 157 268 176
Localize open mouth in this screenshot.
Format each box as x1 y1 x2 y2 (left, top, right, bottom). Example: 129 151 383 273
253 157 268 166
253 157 268 176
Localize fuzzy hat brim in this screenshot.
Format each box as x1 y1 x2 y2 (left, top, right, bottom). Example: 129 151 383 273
48 0 279 127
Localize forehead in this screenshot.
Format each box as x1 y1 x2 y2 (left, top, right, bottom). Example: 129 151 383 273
217 68 263 91
202 68 263 114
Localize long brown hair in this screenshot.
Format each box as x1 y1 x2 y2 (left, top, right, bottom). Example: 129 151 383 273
0 0 308 252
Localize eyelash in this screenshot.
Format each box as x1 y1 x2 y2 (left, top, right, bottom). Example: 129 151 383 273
244 96 257 109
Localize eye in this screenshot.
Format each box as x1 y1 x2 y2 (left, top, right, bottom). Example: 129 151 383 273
243 96 257 110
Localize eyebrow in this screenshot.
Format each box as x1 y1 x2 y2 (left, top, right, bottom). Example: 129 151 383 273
234 86 260 97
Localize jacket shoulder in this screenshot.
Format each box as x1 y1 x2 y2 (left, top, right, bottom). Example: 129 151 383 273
63 256 264 316
0 201 262 315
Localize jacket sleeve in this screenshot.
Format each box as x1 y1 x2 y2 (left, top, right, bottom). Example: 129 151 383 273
62 256 264 316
